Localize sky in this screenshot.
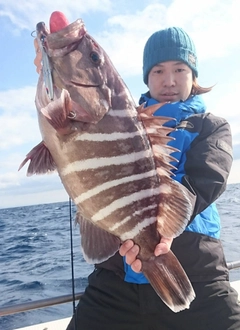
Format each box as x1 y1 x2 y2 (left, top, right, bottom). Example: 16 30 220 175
0 0 240 209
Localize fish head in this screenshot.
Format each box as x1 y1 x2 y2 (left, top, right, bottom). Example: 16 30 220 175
38 15 121 125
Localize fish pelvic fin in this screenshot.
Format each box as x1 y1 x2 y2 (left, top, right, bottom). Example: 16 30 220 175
77 213 121 264
18 141 56 176
141 250 195 312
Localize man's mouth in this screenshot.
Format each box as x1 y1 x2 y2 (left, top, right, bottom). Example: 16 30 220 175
161 92 178 96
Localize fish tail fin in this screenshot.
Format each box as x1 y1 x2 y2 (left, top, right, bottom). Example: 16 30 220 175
142 250 195 312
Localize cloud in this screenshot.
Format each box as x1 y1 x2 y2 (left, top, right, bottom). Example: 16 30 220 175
228 159 240 184
0 187 68 209
233 144 240 160
91 3 168 77
88 0 240 78
167 0 240 58
202 81 240 142
0 0 112 32
1 1 239 76
0 86 40 149
0 166 66 208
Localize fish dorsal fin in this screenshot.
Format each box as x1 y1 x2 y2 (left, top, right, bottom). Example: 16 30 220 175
156 175 196 237
138 103 178 177
138 103 196 238
76 213 121 264
18 141 56 176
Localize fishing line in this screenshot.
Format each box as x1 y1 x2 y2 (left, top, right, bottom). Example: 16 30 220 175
69 197 77 330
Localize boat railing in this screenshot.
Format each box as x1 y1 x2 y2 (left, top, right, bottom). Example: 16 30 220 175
226 260 240 270
1 261 240 318
0 292 83 317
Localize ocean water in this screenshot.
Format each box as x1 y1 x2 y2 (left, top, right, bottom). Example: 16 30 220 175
0 183 240 330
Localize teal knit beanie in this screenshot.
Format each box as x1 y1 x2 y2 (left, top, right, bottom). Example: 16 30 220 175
143 27 198 84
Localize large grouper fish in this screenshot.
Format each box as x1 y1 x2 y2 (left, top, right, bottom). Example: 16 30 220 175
19 11 197 312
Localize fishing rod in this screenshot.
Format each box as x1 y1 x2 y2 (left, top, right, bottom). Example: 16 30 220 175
69 197 77 330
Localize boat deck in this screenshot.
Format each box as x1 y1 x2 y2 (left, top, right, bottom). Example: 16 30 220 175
14 317 71 330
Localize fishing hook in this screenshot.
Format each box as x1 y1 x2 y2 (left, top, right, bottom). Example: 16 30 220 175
68 111 76 119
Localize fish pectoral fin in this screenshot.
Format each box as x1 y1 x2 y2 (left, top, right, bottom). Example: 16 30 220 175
18 141 56 176
41 89 73 134
157 176 196 238
76 212 121 264
141 250 195 312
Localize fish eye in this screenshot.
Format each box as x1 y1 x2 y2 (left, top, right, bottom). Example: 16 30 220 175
90 51 101 64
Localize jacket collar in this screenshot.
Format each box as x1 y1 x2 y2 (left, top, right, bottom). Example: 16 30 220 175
139 92 206 127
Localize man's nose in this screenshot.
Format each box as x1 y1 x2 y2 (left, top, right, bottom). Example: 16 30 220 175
163 73 176 87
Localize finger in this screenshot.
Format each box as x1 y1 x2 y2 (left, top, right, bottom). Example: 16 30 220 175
125 245 140 265
130 259 142 273
119 240 134 256
119 241 142 273
154 237 173 256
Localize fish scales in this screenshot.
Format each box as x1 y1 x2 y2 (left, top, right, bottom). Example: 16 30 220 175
59 111 160 229
64 157 154 194
20 11 197 313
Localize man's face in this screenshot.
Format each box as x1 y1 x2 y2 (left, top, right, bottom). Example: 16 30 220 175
147 61 193 103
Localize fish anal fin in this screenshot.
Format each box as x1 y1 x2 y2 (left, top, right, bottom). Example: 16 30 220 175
18 141 56 176
157 176 196 238
77 213 121 264
141 250 195 312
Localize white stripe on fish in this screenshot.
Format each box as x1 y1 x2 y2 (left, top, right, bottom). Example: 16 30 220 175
91 187 160 222
120 216 156 241
75 130 145 142
109 204 157 232
61 149 153 175
107 109 137 117
74 169 157 204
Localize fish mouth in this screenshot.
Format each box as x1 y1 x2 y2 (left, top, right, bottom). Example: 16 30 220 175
70 80 99 88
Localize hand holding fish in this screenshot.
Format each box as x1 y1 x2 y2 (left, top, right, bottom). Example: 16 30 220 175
120 237 173 273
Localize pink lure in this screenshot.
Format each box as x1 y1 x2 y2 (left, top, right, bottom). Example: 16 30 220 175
49 11 69 33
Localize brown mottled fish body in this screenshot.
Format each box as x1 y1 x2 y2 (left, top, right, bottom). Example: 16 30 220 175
20 13 196 312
